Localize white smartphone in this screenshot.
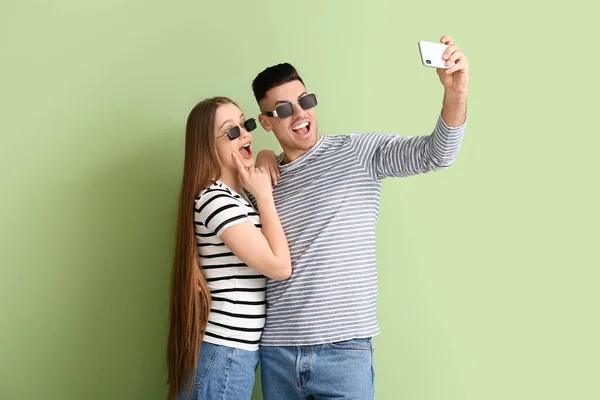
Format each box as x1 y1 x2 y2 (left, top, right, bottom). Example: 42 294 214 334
418 40 450 69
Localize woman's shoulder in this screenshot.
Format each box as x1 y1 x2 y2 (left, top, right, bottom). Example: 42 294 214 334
195 181 243 210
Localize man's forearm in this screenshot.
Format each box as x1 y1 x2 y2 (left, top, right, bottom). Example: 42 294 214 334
441 90 468 127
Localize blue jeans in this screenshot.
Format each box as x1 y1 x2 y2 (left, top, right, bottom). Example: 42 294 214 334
260 338 375 400
178 341 259 400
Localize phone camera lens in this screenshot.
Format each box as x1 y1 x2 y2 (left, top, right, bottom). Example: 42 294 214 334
426 60 431 64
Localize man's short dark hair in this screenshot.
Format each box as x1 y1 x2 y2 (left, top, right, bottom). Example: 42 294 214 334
252 63 304 103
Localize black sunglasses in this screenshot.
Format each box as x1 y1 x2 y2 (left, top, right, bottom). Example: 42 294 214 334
217 118 257 140
262 93 318 119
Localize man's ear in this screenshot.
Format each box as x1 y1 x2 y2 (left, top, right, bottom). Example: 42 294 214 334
258 114 272 132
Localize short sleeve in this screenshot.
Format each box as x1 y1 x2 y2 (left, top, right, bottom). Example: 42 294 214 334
194 189 249 237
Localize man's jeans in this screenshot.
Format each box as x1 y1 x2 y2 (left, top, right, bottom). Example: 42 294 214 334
260 338 375 400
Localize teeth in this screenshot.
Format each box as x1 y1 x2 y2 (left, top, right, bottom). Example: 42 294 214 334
292 122 309 131
242 143 250 148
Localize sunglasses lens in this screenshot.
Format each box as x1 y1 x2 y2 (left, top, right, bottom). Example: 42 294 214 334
226 126 241 140
244 118 257 132
275 102 294 119
299 93 318 110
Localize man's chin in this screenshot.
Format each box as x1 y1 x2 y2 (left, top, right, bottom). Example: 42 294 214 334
293 133 319 149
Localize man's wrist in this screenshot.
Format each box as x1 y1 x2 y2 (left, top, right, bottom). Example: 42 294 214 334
444 89 468 103
441 90 468 127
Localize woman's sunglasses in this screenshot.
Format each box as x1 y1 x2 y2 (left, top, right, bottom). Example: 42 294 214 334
261 93 318 119
217 118 257 140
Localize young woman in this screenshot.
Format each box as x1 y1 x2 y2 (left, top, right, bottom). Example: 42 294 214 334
166 97 291 400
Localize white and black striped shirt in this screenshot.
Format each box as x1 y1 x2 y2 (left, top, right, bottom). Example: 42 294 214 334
194 181 266 351
259 115 466 346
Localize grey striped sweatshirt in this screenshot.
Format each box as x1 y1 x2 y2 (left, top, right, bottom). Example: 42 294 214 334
259 115 466 346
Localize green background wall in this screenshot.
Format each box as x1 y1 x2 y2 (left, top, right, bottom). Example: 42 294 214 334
1 1 598 399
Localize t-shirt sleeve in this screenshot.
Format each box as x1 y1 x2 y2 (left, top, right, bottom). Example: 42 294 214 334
194 190 249 237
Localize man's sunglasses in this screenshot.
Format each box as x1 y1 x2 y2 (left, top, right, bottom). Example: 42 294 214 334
261 93 318 119
217 118 257 140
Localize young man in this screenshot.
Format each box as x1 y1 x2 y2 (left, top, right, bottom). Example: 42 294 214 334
252 35 469 399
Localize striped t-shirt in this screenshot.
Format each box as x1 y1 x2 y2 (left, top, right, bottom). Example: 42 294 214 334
194 181 267 351
259 115 466 346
